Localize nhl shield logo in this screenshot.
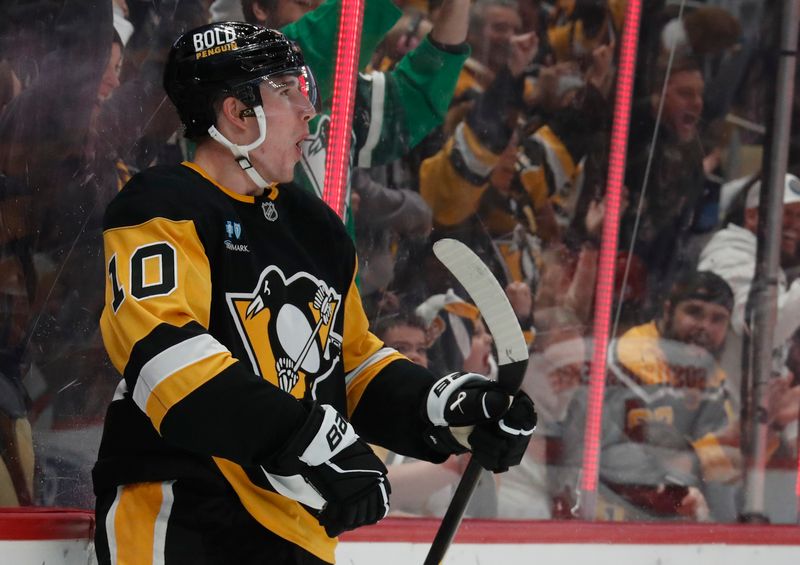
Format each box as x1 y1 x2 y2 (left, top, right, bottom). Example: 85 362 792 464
262 201 278 222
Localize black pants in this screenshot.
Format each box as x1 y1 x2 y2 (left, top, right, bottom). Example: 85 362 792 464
95 479 331 565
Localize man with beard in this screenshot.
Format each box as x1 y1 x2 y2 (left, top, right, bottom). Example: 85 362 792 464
559 271 740 521
699 174 800 412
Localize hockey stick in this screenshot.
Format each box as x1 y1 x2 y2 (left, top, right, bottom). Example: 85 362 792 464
424 238 529 565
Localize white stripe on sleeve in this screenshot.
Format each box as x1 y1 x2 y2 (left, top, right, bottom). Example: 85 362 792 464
453 122 495 179
344 347 398 387
133 333 230 413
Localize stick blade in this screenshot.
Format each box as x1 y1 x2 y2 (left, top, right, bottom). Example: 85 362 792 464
432 238 528 370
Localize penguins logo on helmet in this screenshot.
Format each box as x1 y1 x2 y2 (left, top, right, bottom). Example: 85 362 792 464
191 24 239 59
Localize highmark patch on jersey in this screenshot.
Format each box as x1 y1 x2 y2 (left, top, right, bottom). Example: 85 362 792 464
226 265 343 399
224 220 250 252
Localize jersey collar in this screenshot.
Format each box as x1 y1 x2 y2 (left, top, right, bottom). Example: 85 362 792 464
181 161 279 202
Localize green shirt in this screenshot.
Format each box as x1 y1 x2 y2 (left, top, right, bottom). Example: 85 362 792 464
282 0 469 225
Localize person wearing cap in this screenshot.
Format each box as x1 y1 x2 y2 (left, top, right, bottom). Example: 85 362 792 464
698 173 800 412
558 271 739 522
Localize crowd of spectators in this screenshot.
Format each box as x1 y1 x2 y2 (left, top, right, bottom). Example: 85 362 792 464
1 0 799 525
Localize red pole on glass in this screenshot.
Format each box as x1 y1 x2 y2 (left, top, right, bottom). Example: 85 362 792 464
579 0 643 520
322 0 363 219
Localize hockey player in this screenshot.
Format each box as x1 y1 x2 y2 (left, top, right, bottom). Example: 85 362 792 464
93 23 536 565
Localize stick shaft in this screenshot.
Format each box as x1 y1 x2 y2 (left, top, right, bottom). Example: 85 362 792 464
423 458 482 565
425 238 528 563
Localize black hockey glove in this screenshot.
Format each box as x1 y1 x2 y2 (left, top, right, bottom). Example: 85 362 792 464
469 392 537 472
423 372 536 472
272 403 390 537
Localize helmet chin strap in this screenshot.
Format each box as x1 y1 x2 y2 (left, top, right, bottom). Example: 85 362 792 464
208 105 272 191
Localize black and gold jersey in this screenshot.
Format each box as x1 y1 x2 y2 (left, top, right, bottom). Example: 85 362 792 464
95 162 439 562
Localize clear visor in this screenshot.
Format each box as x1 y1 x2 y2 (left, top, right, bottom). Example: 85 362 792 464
261 65 320 114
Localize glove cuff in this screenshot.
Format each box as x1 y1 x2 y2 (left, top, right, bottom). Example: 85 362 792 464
425 372 490 426
273 403 359 471
422 372 508 456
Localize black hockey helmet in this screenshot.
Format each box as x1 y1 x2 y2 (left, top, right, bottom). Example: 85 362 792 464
164 22 319 139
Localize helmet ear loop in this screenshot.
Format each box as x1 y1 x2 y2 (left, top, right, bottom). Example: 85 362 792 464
208 105 271 190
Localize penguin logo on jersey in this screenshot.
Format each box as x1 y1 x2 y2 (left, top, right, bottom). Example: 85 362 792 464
226 266 342 397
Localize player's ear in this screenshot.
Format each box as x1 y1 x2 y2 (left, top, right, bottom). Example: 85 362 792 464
219 96 249 132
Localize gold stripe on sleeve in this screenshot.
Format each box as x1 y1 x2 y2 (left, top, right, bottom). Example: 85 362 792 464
340 270 385 373
145 350 237 432
100 218 212 375
338 270 407 415
345 351 405 418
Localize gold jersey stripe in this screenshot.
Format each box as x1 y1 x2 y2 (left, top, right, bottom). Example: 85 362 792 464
133 334 237 431
147 352 236 431
340 269 385 373
345 348 406 419
111 482 174 565
420 136 489 226
213 458 336 563
534 125 578 181
115 159 132 191
443 300 481 321
616 321 727 387
335 269 407 415
692 432 739 483
519 166 549 209
101 218 212 375
458 121 501 174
